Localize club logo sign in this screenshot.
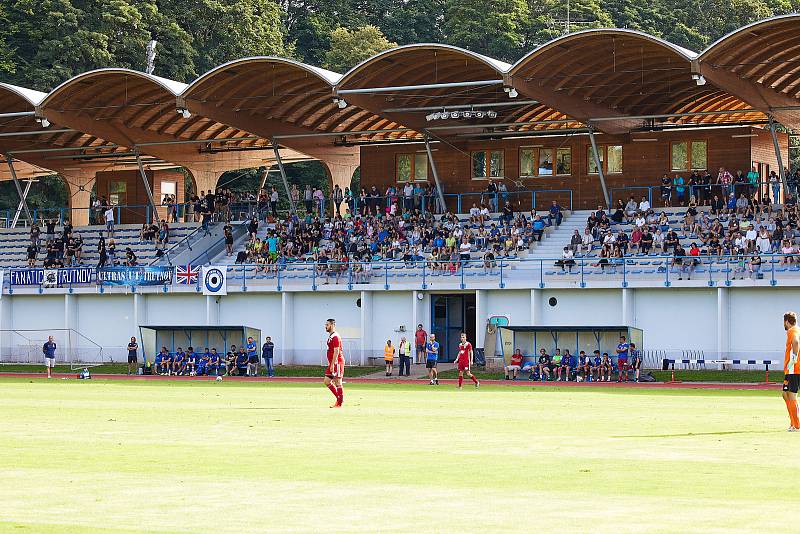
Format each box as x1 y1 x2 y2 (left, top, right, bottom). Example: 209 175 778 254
202 266 228 296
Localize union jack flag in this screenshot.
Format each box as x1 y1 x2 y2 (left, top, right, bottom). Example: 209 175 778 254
175 264 199 285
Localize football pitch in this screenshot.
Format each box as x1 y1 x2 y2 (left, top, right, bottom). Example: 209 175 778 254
0 378 795 533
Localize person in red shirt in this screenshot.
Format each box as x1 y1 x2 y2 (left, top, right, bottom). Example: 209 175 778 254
414 324 428 364
324 318 345 408
456 332 480 389
504 348 524 380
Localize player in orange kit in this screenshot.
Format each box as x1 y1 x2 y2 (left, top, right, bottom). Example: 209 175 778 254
456 332 480 389
324 318 345 408
782 311 800 431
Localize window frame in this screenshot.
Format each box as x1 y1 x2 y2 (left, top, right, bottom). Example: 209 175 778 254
670 140 708 172
519 146 572 177
472 149 505 180
396 152 429 183
587 145 623 175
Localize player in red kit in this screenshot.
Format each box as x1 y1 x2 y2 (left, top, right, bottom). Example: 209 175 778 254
324 318 345 408
456 332 480 389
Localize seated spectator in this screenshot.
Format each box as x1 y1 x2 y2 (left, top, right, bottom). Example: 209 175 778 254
611 199 625 223
569 230 582 252
674 243 687 280
590 350 602 381
531 217 545 242
125 248 137 266
664 230 679 253
749 254 762 279
782 240 796 264
599 352 613 382
638 196 650 213
581 227 594 254
26 243 37 267
640 228 654 254
225 347 238 376
555 247 575 273
630 226 642 252
535 348 551 381
576 351 591 381
504 348 524 380
624 196 638 222
483 250 496 272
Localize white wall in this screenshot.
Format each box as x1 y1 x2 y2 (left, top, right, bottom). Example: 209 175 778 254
1 286 795 366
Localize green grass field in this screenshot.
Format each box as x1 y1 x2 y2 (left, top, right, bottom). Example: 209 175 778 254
1 378 796 533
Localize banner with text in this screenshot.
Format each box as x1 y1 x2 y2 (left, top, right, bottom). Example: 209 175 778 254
10 267 94 286
97 266 174 286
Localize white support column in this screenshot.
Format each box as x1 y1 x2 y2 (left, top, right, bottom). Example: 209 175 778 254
360 290 373 366
717 287 729 363
475 289 487 349
530 289 542 325
133 293 146 332
621 288 634 326
206 295 219 326
64 294 77 363
0 293 10 361
280 292 294 365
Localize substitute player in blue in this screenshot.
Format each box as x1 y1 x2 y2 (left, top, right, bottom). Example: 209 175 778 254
186 347 198 376
616 335 630 382
43 335 56 379
207 348 221 376
426 334 439 385
197 348 210 376
155 346 171 375
172 347 186 376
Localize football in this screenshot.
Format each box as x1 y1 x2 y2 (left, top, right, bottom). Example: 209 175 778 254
215 376 223 382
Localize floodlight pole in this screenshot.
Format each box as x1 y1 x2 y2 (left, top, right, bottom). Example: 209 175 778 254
134 148 160 224
768 115 788 192
587 127 610 208
271 140 296 215
5 155 33 227
424 133 447 214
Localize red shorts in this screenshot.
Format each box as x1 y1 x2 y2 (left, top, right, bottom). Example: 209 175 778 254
457 360 470 372
326 357 345 378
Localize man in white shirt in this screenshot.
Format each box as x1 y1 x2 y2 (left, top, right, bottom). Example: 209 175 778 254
745 224 758 252
639 197 651 212
104 207 115 237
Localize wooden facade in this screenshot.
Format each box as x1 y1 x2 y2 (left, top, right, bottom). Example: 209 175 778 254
359 126 789 211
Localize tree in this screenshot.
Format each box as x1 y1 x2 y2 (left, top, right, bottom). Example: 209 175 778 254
443 0 529 61
160 0 289 76
323 25 396 73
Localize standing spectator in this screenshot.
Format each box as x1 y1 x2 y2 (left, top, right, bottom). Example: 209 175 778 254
383 339 395 376
224 226 234 256
304 185 313 214
616 335 630 382
770 171 781 204
630 343 642 382
104 206 115 237
127 336 138 375
246 336 259 376
313 187 325 217
426 333 439 385
42 335 56 379
414 324 428 364
333 184 344 216
262 336 275 377
549 200 563 226
486 180 498 212
660 174 673 206
30 222 41 247
291 184 300 212
398 336 411 377
270 187 279 219
674 174 686 206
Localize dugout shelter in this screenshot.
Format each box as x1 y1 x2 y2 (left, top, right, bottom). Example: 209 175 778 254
496 326 644 366
138 325 261 363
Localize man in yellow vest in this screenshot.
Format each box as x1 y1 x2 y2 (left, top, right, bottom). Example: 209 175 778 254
384 340 395 376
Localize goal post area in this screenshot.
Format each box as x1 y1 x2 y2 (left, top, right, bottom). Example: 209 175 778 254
0 328 105 369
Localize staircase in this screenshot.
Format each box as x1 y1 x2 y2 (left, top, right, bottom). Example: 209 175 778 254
517 210 590 267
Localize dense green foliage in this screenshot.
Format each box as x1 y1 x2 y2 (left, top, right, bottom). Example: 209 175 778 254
1 0 799 88
0 0 797 209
